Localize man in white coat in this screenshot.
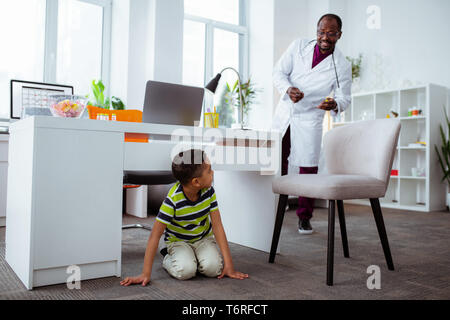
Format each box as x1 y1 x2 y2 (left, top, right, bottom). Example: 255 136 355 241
272 14 352 234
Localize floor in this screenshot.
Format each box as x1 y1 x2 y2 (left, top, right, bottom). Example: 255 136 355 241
0 204 449 300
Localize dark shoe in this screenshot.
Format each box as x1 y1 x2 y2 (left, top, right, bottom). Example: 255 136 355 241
298 219 314 235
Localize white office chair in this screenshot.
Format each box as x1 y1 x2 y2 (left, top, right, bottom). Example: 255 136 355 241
269 119 401 286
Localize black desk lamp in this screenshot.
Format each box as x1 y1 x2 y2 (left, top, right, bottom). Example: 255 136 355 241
205 67 245 130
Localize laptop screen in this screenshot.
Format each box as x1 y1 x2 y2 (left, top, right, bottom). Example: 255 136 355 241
142 81 204 126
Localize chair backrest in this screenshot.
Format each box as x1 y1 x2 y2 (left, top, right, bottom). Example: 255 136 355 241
87 106 148 143
323 119 401 188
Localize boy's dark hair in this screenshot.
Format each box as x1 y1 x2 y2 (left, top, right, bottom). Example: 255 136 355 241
172 149 207 185
317 13 342 31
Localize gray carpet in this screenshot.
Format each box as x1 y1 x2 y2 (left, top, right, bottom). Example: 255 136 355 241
1 204 449 300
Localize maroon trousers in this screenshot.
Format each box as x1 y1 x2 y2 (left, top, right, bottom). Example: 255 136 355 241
282 126 318 221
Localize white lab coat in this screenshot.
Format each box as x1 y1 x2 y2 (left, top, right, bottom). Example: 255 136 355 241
272 38 352 167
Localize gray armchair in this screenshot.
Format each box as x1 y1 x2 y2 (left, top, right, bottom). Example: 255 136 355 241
269 119 401 286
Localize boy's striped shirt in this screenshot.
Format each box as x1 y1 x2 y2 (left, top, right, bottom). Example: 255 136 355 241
156 182 219 243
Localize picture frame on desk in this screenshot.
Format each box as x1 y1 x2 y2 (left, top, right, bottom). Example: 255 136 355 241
10 80 74 120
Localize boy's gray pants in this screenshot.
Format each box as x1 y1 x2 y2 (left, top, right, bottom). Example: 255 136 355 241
163 236 223 280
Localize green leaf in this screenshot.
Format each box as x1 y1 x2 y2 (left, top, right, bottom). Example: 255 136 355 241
111 96 125 110
435 106 450 185
92 81 100 101
97 80 105 93
435 146 447 182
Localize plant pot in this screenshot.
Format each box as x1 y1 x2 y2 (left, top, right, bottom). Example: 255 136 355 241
352 77 361 93
447 192 450 210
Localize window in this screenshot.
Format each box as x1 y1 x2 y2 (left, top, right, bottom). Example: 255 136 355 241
184 0 240 25
56 0 104 96
0 0 46 118
183 0 248 127
0 0 111 119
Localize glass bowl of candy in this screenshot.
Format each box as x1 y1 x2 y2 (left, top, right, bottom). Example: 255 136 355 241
48 95 87 118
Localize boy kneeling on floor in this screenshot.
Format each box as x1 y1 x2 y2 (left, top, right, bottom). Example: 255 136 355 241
121 149 248 286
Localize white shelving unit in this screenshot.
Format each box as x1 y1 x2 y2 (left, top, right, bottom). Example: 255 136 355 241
333 84 448 212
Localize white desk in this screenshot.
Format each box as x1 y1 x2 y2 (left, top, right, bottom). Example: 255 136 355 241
6 116 281 289
0 134 8 227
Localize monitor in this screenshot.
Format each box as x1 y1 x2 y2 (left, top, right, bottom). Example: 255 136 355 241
142 80 204 126
10 80 73 119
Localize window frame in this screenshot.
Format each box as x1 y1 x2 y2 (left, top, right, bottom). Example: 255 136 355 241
43 0 112 95
183 0 249 86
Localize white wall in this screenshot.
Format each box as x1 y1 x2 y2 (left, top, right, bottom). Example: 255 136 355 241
272 0 309 110
110 0 130 106
246 0 274 130
126 0 155 109
344 0 450 91
110 0 449 125
271 0 450 100
110 0 183 110
152 0 184 84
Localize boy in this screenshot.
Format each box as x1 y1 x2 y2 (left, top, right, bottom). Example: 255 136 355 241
120 149 248 286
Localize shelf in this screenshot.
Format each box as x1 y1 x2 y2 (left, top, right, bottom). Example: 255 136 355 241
390 176 426 180
401 176 426 180
351 85 427 98
345 200 429 212
345 84 448 212
399 116 426 120
398 146 426 150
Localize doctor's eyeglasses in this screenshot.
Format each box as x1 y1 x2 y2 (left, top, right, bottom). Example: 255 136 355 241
316 31 341 39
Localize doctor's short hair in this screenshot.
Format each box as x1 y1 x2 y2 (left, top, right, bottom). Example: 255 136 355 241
172 149 208 185
317 13 342 31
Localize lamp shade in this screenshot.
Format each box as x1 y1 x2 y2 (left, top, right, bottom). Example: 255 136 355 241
205 73 222 93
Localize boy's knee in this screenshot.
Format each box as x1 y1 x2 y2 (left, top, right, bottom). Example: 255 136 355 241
198 258 223 278
171 260 198 280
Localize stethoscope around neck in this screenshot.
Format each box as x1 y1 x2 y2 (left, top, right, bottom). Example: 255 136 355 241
303 39 340 89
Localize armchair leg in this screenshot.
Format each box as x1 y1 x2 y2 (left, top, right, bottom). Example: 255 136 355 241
269 194 288 263
337 200 350 258
370 198 395 271
327 200 336 286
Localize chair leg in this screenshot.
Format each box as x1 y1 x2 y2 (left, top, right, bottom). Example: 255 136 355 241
327 200 336 286
269 194 288 263
122 224 152 231
370 198 395 271
336 200 350 258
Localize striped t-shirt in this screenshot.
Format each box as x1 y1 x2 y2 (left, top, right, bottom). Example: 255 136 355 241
156 182 219 243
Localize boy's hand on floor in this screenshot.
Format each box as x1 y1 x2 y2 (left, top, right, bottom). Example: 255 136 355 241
120 274 151 287
218 265 249 280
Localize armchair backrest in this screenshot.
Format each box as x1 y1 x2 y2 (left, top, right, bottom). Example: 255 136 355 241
323 119 401 190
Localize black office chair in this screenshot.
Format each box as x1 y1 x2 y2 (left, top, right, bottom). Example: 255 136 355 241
122 170 176 231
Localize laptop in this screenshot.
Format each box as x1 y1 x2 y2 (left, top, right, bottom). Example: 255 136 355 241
142 80 204 126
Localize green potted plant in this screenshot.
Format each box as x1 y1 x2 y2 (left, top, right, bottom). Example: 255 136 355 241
435 107 450 209
346 54 363 92
223 77 259 127
87 80 125 110
216 87 235 128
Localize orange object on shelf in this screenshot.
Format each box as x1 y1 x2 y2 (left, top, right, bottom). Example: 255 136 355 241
87 105 149 143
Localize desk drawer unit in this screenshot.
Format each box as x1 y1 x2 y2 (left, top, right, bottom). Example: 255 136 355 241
0 135 8 227
6 123 124 289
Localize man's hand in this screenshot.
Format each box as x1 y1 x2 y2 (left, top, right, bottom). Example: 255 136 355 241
317 97 337 111
120 274 151 287
287 87 304 103
218 264 249 280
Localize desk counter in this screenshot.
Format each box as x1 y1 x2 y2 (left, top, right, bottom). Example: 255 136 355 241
6 116 281 289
